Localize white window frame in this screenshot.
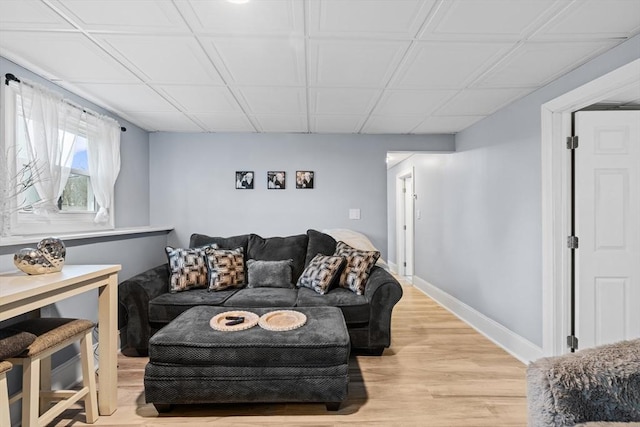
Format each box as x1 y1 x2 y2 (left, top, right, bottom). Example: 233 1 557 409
2 82 115 237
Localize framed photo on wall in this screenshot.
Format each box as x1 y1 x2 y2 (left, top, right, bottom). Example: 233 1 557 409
296 171 314 189
235 171 254 189
268 171 286 189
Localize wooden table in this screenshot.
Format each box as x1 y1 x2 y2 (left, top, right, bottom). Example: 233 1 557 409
0 264 121 415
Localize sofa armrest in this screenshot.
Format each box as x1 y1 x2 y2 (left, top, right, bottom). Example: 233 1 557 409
363 266 403 349
118 264 169 356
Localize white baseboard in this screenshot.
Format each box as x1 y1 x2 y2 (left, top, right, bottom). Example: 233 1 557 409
412 276 543 364
388 261 398 274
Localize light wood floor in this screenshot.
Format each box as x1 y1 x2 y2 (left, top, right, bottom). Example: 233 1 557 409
52 281 528 426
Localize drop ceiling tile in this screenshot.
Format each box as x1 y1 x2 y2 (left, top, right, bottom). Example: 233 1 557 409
177 0 304 36
434 88 533 116
0 0 74 30
476 40 619 88
308 0 435 39
310 115 366 133
420 0 559 41
412 116 485 133
51 0 189 33
361 116 424 134
253 115 308 133
390 41 513 89
130 112 204 132
99 35 223 84
157 85 242 113
310 88 381 115
203 37 305 86
0 31 138 83
533 0 640 40
309 39 409 87
373 90 457 116
74 83 177 112
190 113 255 132
238 87 306 114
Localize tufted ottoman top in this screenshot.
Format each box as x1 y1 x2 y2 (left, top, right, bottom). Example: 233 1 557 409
149 306 350 367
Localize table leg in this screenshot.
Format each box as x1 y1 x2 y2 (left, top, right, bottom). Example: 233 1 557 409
97 273 118 415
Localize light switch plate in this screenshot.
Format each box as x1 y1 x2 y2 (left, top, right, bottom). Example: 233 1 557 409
349 208 361 220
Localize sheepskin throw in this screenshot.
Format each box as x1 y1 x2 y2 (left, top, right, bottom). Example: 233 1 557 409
527 339 640 426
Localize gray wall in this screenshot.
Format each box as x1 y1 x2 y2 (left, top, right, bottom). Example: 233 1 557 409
388 33 640 348
150 133 454 260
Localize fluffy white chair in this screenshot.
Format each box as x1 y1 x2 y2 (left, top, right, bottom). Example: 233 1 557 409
527 339 640 426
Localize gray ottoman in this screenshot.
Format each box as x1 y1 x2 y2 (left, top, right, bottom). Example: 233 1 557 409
144 306 350 412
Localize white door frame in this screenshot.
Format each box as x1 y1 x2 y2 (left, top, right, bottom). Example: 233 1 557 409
541 58 640 356
396 167 415 277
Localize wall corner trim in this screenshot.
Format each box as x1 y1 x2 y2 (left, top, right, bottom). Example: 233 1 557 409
412 276 543 365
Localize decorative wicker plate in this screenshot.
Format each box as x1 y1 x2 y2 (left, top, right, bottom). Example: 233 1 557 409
210 310 259 332
258 310 307 332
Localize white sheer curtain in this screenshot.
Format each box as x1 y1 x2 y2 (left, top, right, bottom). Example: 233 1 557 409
19 82 82 216
86 113 121 224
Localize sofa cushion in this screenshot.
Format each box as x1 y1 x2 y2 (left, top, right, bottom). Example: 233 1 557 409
305 229 337 267
223 288 298 308
247 259 293 288
148 289 239 324
165 246 212 293
296 287 370 325
334 241 380 295
190 233 250 255
204 247 246 291
297 254 345 295
247 233 309 283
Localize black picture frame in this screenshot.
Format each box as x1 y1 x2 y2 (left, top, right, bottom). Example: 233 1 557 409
267 171 286 189
296 171 314 189
235 171 254 189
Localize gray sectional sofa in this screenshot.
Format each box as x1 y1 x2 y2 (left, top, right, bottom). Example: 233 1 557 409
118 229 403 356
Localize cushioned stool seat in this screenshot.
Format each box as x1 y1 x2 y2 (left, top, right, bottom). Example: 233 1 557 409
144 306 350 412
8 318 98 427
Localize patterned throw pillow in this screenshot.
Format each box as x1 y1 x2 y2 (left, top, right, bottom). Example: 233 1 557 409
334 241 380 295
165 245 215 293
204 246 246 291
297 254 345 295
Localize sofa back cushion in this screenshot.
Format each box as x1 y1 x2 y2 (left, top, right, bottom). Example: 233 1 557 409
190 233 249 254
247 233 309 283
305 229 337 267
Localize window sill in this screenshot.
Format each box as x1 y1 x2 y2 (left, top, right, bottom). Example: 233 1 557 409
0 226 173 248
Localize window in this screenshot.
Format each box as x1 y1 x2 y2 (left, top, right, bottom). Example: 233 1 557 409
2 77 121 237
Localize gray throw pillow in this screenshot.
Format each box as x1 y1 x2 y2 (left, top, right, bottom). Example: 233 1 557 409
246 259 294 288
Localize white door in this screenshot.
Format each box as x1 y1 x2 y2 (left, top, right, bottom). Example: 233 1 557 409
403 176 414 277
575 110 640 350
396 171 414 278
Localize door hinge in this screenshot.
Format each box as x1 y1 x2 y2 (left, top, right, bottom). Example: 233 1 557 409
566 136 579 149
403 225 406 230
567 235 579 249
403 262 407 267
567 335 579 350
